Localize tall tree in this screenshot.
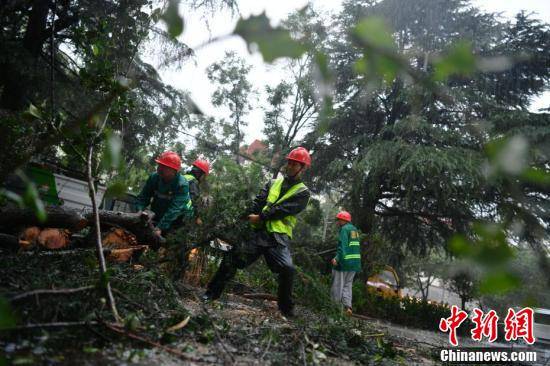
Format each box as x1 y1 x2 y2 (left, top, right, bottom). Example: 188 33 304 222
207 51 255 163
304 0 550 275
261 6 329 177
262 59 317 177
0 0 232 182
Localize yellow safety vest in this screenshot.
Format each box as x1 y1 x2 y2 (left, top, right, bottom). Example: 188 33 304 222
256 177 308 239
182 174 196 211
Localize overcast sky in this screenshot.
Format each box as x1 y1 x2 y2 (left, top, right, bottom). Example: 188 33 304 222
147 0 550 144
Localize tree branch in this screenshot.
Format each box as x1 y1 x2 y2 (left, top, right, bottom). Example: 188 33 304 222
103 322 201 362
87 144 121 323
4 321 98 330
9 285 95 302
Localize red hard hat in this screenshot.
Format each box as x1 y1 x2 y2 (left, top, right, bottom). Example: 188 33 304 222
336 211 352 222
286 147 311 167
192 159 210 175
155 151 181 171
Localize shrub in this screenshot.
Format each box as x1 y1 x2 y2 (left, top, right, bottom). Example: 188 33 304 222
353 282 452 331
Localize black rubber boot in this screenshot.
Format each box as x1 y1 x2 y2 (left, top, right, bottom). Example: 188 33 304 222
205 257 237 301
201 291 217 302
277 267 295 317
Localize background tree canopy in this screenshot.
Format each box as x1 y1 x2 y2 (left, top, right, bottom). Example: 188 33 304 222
300 0 549 297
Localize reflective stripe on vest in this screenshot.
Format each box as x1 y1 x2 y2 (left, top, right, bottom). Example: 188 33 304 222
344 254 361 260
261 177 308 239
183 174 197 183
183 174 196 208
154 190 173 200
349 241 360 246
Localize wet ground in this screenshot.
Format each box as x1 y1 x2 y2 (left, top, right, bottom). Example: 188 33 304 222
370 317 550 365
3 285 549 365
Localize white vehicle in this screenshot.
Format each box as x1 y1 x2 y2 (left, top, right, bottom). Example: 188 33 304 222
53 173 106 211
534 307 550 343
4 163 108 212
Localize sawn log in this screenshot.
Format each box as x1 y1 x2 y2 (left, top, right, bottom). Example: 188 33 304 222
0 206 160 247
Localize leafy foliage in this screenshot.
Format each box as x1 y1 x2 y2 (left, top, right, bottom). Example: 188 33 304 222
0 0 213 187
353 283 458 332
206 52 255 160
234 12 307 63
302 0 549 297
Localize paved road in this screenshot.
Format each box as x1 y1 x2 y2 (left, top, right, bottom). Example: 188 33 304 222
402 284 475 308
370 317 550 365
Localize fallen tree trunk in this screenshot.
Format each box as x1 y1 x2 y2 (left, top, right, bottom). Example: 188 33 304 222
0 205 87 233
86 210 160 247
0 206 160 247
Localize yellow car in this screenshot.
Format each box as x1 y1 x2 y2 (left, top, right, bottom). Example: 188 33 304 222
366 266 401 298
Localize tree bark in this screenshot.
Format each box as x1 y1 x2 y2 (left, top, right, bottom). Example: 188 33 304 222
0 205 87 233
23 0 50 57
0 206 159 246
0 0 50 110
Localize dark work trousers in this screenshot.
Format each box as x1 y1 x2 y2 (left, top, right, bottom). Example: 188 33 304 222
156 215 192 278
154 213 187 237
206 231 295 314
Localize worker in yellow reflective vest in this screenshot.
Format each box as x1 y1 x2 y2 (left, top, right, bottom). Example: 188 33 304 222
331 211 361 315
203 147 312 318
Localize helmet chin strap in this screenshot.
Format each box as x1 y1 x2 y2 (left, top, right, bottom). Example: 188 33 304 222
285 162 305 179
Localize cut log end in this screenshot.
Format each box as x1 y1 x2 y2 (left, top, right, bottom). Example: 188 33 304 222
102 227 147 263
38 228 70 249
19 226 41 250
102 228 138 249
20 226 41 242
107 248 134 263
107 246 149 263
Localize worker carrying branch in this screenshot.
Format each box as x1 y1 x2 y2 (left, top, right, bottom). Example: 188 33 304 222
203 147 312 318
136 151 194 237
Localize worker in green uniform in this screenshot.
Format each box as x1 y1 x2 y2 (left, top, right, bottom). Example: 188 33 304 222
331 211 361 315
136 151 193 237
